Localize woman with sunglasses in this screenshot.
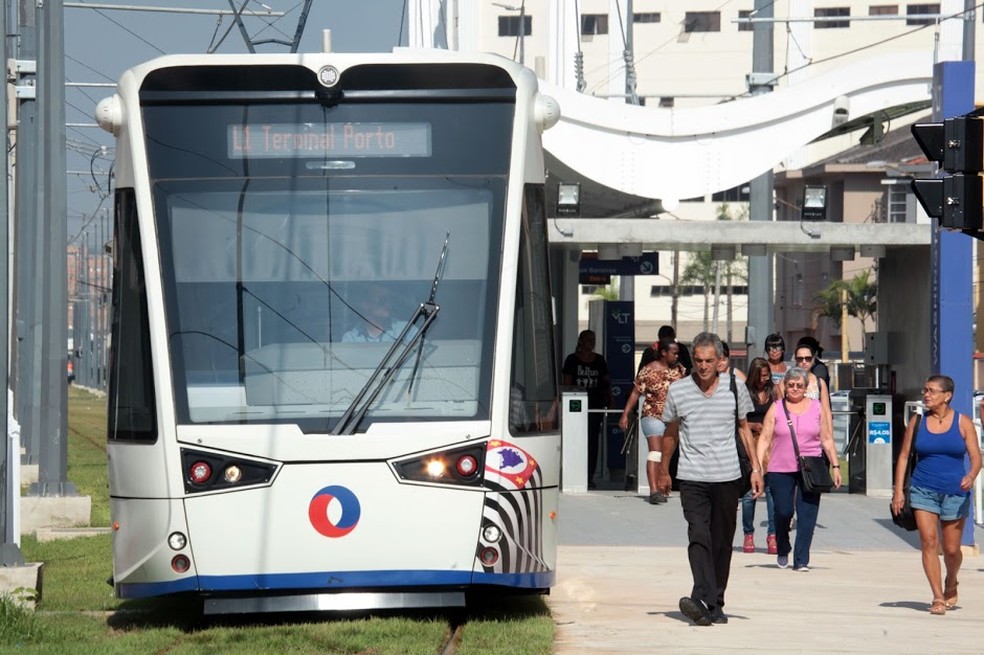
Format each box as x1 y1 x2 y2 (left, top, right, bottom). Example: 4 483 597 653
792 343 834 438
763 333 788 386
892 376 981 615
756 367 840 572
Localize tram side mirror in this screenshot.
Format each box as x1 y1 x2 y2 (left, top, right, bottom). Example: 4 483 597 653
104 240 114 258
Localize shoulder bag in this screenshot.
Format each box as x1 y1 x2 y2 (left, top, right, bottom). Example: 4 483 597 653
891 414 921 531
782 399 834 494
731 370 753 496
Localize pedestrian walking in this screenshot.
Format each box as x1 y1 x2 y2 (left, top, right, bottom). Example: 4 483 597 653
755 367 841 572
892 375 981 615
658 332 763 626
618 337 686 504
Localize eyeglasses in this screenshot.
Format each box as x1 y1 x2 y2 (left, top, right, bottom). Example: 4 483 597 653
766 344 784 351
786 382 806 389
795 356 814 362
921 387 944 395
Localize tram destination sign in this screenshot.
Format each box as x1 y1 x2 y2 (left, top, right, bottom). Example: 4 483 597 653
228 122 432 159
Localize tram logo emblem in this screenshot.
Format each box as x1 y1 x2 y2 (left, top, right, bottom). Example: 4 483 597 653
485 440 538 490
308 485 361 538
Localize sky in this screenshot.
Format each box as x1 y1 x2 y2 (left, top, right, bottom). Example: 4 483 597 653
62 0 408 245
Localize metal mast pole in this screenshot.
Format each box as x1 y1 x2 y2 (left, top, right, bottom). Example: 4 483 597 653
34 0 73 496
13 0 41 470
1 0 24 567
746 0 775 360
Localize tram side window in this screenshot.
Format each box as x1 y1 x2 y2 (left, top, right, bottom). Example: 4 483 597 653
509 184 558 434
108 189 157 442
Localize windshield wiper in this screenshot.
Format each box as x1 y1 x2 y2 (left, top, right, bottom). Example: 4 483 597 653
331 232 450 435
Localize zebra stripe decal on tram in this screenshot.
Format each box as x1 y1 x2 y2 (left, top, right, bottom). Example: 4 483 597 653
477 440 549 575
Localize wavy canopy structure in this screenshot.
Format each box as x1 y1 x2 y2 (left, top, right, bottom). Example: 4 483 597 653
541 51 934 203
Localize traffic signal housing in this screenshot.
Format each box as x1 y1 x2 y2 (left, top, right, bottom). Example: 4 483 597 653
911 115 983 233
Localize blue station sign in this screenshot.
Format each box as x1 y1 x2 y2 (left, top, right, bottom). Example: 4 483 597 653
579 252 659 277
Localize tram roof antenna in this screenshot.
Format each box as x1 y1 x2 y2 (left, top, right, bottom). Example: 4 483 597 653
228 0 313 53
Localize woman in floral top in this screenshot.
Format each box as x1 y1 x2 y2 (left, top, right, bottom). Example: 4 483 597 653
619 337 687 504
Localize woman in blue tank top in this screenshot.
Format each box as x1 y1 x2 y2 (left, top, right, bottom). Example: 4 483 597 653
892 375 982 616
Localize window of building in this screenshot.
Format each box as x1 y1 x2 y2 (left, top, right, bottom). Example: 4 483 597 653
498 15 532 37
869 5 898 15
906 3 940 25
886 183 909 223
815 7 851 28
711 183 751 202
684 11 721 32
634 12 660 23
658 96 675 108
581 14 608 36
738 10 754 32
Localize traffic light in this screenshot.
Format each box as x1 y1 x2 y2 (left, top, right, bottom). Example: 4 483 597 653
911 114 983 233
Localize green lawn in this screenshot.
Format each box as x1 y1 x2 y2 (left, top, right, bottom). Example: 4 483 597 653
4 387 554 654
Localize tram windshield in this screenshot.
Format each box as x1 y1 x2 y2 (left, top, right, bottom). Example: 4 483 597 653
143 94 512 429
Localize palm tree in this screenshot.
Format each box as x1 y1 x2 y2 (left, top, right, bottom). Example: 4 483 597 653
814 270 877 349
680 204 748 340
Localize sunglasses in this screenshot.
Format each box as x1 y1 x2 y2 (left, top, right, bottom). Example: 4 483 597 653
786 382 806 389
795 356 814 362
766 344 784 351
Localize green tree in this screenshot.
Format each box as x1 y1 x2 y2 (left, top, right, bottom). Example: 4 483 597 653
592 280 619 302
814 270 877 349
680 204 748 339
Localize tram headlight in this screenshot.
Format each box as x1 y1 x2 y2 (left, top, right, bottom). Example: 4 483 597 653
223 465 243 484
189 460 212 485
455 455 478 478
425 458 447 478
479 546 499 566
392 443 487 487
482 525 502 543
180 448 278 494
171 554 191 574
167 532 187 551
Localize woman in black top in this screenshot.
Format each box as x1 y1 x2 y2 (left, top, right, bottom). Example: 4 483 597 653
741 357 778 554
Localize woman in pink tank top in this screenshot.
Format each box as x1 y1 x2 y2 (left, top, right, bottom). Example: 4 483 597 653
755 367 840 572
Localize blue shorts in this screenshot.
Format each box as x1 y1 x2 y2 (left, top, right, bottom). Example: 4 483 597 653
909 485 971 521
641 417 667 438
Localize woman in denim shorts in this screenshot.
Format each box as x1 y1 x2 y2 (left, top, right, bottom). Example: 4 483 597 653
619 338 686 505
892 375 982 615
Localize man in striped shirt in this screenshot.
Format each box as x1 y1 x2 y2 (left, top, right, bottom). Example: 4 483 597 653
658 332 763 626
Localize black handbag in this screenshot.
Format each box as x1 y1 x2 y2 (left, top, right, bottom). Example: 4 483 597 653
782 399 834 494
892 415 920 531
731 370 753 496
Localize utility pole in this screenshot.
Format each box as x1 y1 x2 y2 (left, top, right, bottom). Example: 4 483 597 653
1 0 24 567
745 0 775 360
33 0 74 497
14 0 41 468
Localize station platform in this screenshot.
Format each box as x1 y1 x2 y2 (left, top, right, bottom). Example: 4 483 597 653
549 488 984 654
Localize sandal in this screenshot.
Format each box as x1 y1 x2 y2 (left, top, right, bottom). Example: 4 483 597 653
929 599 947 615
944 581 959 609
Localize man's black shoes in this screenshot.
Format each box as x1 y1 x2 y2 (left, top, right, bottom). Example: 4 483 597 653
678 597 713 626
710 607 728 624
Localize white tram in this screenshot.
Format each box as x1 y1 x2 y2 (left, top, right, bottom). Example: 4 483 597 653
97 51 562 613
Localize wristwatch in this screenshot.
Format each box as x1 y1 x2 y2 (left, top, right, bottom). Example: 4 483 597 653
831 465 840 469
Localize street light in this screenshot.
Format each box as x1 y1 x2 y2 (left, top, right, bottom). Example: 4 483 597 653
801 184 828 221
557 182 581 217
493 1 526 65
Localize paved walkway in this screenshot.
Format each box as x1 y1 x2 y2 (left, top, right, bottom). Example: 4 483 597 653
548 489 984 654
